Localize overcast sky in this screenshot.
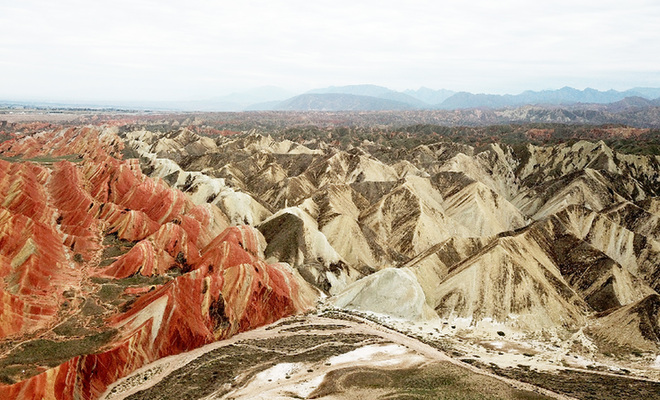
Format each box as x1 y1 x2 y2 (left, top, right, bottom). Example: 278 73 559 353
1 0 659 101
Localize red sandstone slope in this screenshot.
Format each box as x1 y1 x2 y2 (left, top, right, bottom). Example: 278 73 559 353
0 160 83 339
0 126 317 399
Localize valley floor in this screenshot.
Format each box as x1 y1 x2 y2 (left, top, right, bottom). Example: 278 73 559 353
102 310 660 400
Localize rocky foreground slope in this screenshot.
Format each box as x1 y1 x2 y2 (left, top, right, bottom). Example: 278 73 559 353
1 123 660 399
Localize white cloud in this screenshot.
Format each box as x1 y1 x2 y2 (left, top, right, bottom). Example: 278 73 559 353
1 0 659 100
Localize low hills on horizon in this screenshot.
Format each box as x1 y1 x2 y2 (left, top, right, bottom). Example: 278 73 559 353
5 84 660 113
247 84 660 111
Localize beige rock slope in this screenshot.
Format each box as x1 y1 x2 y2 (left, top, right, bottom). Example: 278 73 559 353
360 176 470 260
528 214 656 308
148 158 272 225
587 294 660 352
302 148 399 187
604 201 660 242
406 209 657 331
546 234 655 312
434 172 527 236
405 237 493 304
219 133 322 155
150 128 218 162
308 184 378 269
553 205 660 291
431 235 589 331
513 169 629 219
436 144 521 201
257 207 361 294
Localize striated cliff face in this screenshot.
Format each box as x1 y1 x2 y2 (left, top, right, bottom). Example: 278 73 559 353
0 127 317 399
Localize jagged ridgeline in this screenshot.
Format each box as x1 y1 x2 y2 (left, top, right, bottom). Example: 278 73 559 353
0 122 659 399
128 128 660 336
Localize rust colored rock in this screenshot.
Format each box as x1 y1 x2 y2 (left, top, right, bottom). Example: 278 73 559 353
49 161 104 260
0 195 81 339
99 240 178 278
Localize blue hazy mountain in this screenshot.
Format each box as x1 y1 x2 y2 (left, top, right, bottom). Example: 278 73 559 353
437 87 660 109
272 93 415 111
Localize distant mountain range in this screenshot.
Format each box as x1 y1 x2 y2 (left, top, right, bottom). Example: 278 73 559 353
4 85 660 112
237 85 660 112
437 87 660 109
277 85 660 111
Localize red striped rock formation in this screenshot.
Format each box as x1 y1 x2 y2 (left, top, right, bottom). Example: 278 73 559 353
99 222 201 278
0 161 54 224
0 127 317 399
178 203 231 248
80 155 195 242
49 161 104 261
0 160 82 339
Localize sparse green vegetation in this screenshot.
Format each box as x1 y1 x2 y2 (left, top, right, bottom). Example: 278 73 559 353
0 330 117 384
482 363 660 400
0 154 82 164
90 274 173 288
309 362 549 400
